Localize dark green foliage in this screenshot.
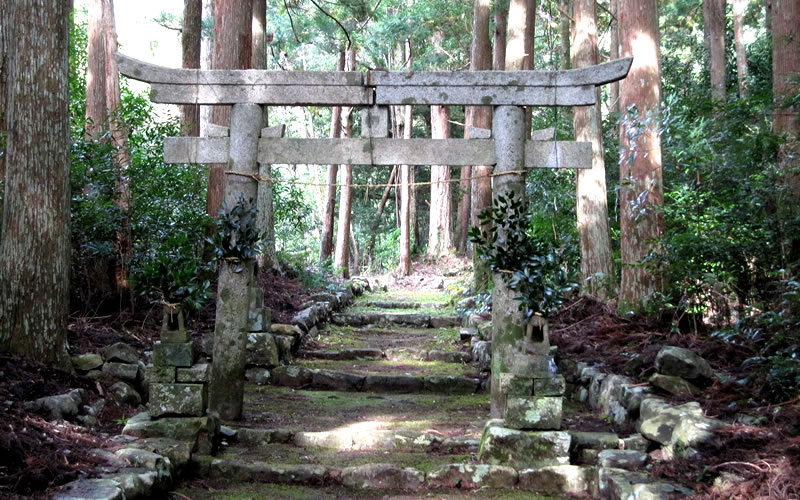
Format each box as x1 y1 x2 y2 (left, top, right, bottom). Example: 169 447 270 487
207 196 266 272
469 191 576 317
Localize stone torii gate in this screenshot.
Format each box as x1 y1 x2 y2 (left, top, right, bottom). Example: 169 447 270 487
117 53 631 421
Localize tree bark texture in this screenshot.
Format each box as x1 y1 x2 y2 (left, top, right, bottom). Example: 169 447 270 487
559 0 571 70
252 0 276 272
703 0 727 101
181 0 202 136
334 47 356 277
366 166 397 261
427 106 453 257
732 0 749 98
618 0 665 311
207 0 252 218
467 0 494 287
85 0 107 140
772 0 800 198
572 0 615 300
320 49 345 262
0 0 73 369
493 1 508 71
398 38 413 276
610 0 620 115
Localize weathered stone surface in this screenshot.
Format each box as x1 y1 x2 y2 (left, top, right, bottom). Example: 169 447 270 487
597 374 634 425
153 341 194 368
427 464 518 489
437 437 481 454
622 385 653 413
497 373 534 396
518 465 594 496
161 327 190 344
305 348 383 360
504 397 562 430
271 323 303 337
638 399 723 447
177 363 210 383
342 464 425 490
103 342 139 364
53 478 125 500
649 373 700 397
427 350 472 363
596 467 655 499
127 437 193 472
236 428 294 445
122 412 220 454
472 341 492 372
245 367 271 385
534 375 566 396
291 306 319 332
568 431 621 451
72 353 104 372
115 448 172 478
110 381 142 406
149 383 206 417
248 308 271 333
424 376 479 394
588 370 607 409
99 469 161 499
246 332 280 367
193 456 327 485
430 316 461 328
597 449 648 471
631 481 693 498
311 369 365 392
146 364 176 383
363 374 424 393
294 430 353 450
270 365 314 388
655 346 713 381
385 348 426 361
478 426 571 467
622 434 650 452
24 389 84 421
102 362 140 382
273 335 296 363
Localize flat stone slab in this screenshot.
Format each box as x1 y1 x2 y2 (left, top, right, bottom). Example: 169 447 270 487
122 412 219 454
362 374 424 393
149 383 206 417
342 464 425 490
504 396 563 430
267 368 483 394
567 431 621 451
52 478 125 500
193 456 328 485
299 348 384 360
426 464 518 489
478 426 571 468
597 449 648 471
518 465 595 496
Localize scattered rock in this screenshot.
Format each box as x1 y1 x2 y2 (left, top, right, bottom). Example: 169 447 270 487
427 464 518 489
102 362 140 382
518 465 594 496
52 478 125 500
638 399 724 447
24 389 84 421
103 342 139 364
72 353 104 372
246 332 280 367
311 369 365 392
472 341 491 372
110 381 142 406
270 365 313 388
649 373 701 397
245 367 271 385
655 346 713 381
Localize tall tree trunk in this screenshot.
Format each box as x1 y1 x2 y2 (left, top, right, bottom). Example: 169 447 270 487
493 1 508 70
523 0 536 132
398 37 413 276
102 0 133 296
773 0 800 199
334 47 356 277
320 49 346 262
428 105 453 257
207 0 252 218
0 0 72 369
573 0 615 300
732 0 749 98
618 0 664 311
182 0 202 136
468 0 494 287
85 0 107 140
559 0 571 70
252 0 276 272
704 0 727 101
610 0 620 115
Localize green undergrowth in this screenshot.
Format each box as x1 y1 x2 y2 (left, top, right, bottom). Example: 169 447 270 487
296 358 473 377
242 386 489 434
173 481 567 499
355 289 451 305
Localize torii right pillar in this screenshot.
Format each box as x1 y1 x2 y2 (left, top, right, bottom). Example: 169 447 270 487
490 105 563 427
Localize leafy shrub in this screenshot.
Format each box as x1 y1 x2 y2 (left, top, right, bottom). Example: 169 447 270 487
470 191 577 318
207 196 266 272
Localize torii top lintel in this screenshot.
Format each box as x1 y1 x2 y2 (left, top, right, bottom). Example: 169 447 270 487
116 53 631 108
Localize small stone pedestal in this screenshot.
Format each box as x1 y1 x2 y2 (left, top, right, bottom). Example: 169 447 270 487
149 306 209 418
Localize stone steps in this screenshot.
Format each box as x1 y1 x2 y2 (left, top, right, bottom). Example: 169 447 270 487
298 347 472 363
355 300 448 310
267 365 486 394
331 312 461 328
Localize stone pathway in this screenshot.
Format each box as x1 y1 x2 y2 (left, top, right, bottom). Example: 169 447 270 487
173 290 557 498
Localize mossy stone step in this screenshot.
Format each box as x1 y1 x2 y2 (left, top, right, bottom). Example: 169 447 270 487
357 301 447 310
299 347 472 364
269 365 484 394
331 312 460 328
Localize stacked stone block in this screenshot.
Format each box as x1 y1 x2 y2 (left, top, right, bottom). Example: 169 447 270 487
149 307 208 418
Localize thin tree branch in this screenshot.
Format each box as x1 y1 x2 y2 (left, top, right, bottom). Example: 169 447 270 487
283 0 302 43
309 0 352 49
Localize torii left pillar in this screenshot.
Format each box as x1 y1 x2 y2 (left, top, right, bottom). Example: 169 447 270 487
208 103 262 420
